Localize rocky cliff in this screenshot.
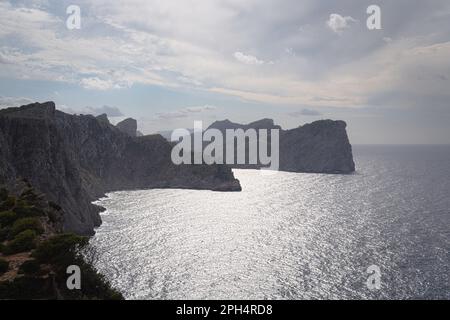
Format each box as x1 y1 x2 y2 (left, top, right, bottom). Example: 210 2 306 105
207 118 355 174
0 102 241 235
116 118 138 137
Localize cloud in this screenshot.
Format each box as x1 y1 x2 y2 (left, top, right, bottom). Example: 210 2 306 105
1 0 450 113
0 96 34 109
288 108 322 117
326 14 356 34
155 111 189 120
233 52 264 65
80 77 131 91
185 105 217 113
59 105 124 117
156 105 217 120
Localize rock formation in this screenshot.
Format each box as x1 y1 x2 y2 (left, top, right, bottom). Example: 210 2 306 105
116 118 137 137
207 118 355 174
0 102 241 235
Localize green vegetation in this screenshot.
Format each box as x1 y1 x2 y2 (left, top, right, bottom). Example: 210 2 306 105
48 201 62 211
2 230 37 255
0 188 8 202
13 205 45 218
10 218 44 238
0 227 10 242
0 258 8 274
0 210 17 227
0 276 52 299
33 234 88 267
32 234 123 299
18 259 40 275
0 184 123 300
0 196 15 211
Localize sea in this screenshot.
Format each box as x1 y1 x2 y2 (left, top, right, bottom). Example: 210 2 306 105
88 145 450 300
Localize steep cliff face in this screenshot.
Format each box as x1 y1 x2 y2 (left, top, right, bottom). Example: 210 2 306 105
279 120 355 174
116 118 137 137
207 118 355 174
0 102 241 235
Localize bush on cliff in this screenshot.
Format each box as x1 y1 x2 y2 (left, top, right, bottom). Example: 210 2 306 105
0 276 52 300
0 211 17 227
0 196 16 211
33 233 88 267
0 188 8 202
0 227 11 242
18 259 41 275
48 201 62 211
10 218 44 238
33 234 123 300
0 258 9 274
3 229 37 255
13 205 45 218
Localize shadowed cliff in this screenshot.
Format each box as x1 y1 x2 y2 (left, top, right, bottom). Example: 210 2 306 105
207 118 355 174
0 102 241 235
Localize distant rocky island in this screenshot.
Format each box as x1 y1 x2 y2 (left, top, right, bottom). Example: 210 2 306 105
166 118 355 174
208 118 355 174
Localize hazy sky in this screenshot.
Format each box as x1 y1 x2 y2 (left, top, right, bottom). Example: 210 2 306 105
1 0 450 144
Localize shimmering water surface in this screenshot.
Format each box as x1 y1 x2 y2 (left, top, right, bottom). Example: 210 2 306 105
89 145 450 299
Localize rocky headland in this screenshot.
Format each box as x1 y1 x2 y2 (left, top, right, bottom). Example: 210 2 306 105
0 102 241 235
207 118 355 174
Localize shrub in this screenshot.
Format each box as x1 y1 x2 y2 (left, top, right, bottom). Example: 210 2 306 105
20 187 35 197
0 276 52 300
33 233 88 267
13 206 45 218
0 188 8 202
0 227 11 242
48 201 62 211
19 188 41 203
47 211 59 224
0 196 16 212
10 218 44 238
16 199 29 208
66 263 123 300
3 230 37 255
0 258 9 274
18 259 40 275
0 211 17 227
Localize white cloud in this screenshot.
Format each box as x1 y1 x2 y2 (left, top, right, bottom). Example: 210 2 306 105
156 105 217 120
59 105 124 117
80 77 132 91
288 108 322 117
185 105 217 113
1 0 450 112
0 96 34 109
233 52 264 65
80 78 115 90
326 14 356 34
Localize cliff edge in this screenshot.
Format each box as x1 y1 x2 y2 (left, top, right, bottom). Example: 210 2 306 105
207 118 355 174
0 102 241 235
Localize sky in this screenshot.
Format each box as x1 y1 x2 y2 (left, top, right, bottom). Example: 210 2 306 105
0 0 450 144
